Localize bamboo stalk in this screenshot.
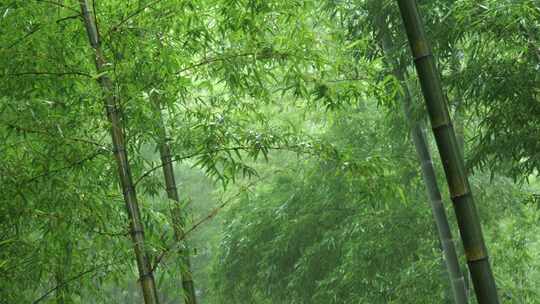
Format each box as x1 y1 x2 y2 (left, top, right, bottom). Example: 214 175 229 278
78 1 159 303
375 10 468 304
151 95 198 304
395 1 500 303
55 241 72 304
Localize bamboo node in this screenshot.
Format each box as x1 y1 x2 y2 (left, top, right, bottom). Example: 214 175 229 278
449 183 470 199
431 120 452 132
113 146 126 153
138 272 154 282
131 229 144 236
465 249 488 263
413 40 431 62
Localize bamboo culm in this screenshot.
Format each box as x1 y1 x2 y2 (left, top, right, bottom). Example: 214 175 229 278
151 95 198 304
55 241 72 304
78 1 159 303
395 1 500 303
375 11 468 304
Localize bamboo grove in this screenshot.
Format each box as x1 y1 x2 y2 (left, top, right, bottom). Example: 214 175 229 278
1 0 540 303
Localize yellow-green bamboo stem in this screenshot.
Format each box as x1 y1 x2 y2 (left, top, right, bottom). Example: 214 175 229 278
374 10 468 304
79 1 159 303
395 1 500 303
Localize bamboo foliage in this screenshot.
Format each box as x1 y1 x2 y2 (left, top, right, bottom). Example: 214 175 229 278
395 1 500 303
78 1 159 303
3 0 538 302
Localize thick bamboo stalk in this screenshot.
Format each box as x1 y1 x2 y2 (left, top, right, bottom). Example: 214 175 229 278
151 96 198 304
375 12 468 304
395 1 500 303
78 1 159 303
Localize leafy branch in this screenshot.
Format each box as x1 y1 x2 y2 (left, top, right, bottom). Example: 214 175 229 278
4 123 108 150
175 50 289 75
20 150 106 185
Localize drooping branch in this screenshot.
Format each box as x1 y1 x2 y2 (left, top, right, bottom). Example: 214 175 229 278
108 0 164 34
31 259 122 304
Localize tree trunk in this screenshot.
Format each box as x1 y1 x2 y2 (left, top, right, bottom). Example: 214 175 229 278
151 94 198 304
374 11 468 304
395 1 500 303
78 1 159 303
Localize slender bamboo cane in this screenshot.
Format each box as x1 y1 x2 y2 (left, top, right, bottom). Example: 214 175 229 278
78 1 159 303
395 1 500 303
375 13 468 304
55 241 72 304
151 95 198 304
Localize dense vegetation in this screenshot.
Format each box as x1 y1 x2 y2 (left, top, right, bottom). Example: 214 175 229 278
1 0 539 303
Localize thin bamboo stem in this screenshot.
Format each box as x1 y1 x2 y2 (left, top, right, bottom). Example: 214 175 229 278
78 1 159 303
151 95 198 304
